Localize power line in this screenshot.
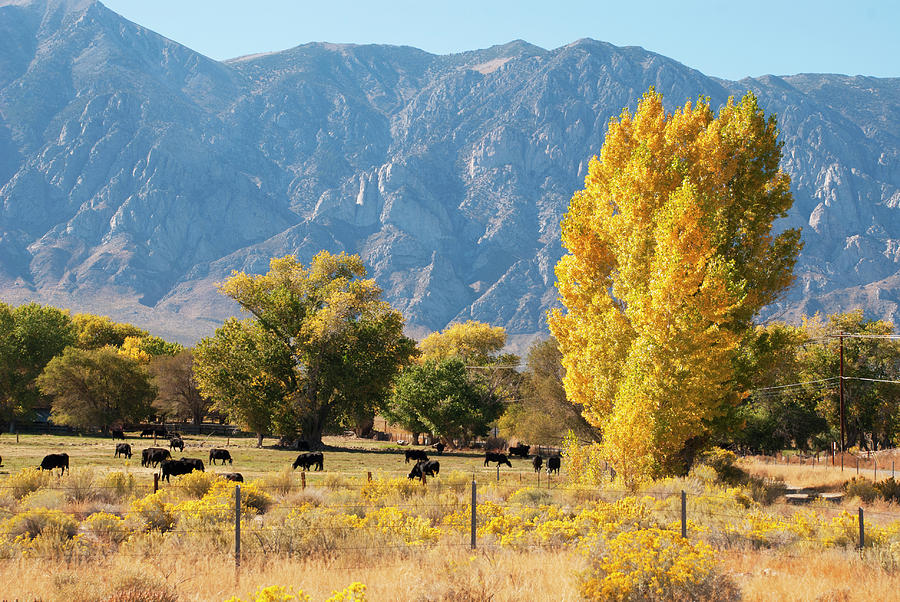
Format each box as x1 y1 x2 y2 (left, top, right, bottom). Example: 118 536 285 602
748 377 839 393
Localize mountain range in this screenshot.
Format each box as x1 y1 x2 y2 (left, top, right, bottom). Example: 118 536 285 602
2 0 900 346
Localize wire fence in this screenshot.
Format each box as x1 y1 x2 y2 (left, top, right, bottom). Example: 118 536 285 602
1 473 898 565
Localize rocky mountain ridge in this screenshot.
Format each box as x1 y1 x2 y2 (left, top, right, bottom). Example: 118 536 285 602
1 0 899 344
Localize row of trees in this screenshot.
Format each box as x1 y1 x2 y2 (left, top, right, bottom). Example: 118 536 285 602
0 304 209 432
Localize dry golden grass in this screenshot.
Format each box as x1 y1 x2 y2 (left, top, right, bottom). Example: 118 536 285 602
3 545 900 601
0 547 585 601
740 457 900 490
727 548 900 602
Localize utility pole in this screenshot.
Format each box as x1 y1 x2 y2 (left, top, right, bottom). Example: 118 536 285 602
839 332 845 472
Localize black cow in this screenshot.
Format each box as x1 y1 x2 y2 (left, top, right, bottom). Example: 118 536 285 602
154 427 169 438
114 443 132 459
547 456 561 475
532 456 543 472
0 454 3 467
292 452 324 471
408 460 440 481
141 447 171 468
404 449 429 463
112 428 125 440
40 453 69 475
484 452 512 468
209 448 232 465
140 428 154 438
160 458 202 482
508 443 530 458
432 442 445 455
221 473 243 482
180 457 204 472
169 436 184 452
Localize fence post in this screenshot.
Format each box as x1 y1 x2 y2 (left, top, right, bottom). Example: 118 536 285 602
893 461 895 479
874 459 877 482
858 507 864 549
153 472 159 493
301 472 306 490
856 457 859 475
470 479 477 550
681 490 687 539
367 471 372 482
235 484 242 573
496 465 499 482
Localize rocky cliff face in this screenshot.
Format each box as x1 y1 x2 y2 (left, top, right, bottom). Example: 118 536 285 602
1 0 899 343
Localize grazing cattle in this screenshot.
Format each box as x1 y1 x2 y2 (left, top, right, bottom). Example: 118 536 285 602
180 457 205 472
484 452 512 468
160 458 202 482
112 428 125 440
408 459 440 481
547 456 561 475
292 452 324 471
154 427 169 438
432 442 445 455
169 437 184 452
114 443 132 459
141 447 171 468
404 449 429 463
508 443 530 458
0 454 3 467
221 473 244 482
209 448 233 465
140 428 154 438
40 453 69 475
532 456 543 472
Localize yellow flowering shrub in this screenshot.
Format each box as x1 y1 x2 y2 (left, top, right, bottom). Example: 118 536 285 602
562 431 611 488
364 506 441 544
2 507 79 540
325 582 367 602
128 490 177 532
174 470 218 498
3 467 51 499
224 585 310 602
82 511 130 544
360 475 423 504
579 528 739 601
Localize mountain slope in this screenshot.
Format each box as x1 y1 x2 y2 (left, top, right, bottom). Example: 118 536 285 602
1 0 899 343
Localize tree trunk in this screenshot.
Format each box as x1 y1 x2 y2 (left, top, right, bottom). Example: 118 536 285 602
193 412 202 426
256 432 264 448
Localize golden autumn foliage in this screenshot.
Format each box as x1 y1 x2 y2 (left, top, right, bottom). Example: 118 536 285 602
419 320 507 365
550 89 801 485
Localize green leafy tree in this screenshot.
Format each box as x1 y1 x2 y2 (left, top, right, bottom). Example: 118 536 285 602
72 314 147 349
499 337 599 445
0 302 76 426
550 90 802 484
37 347 156 432
149 350 211 425
797 311 900 452
194 319 289 445
385 358 504 444
194 252 416 447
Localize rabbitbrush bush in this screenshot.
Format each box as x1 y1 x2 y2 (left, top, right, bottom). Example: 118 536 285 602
579 528 740 601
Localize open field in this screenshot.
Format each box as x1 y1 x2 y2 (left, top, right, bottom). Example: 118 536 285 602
0 432 557 488
1 434 899 601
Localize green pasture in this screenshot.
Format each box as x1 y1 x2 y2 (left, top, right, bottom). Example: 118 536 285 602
0 431 562 491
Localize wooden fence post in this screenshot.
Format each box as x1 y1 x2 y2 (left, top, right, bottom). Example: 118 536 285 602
153 472 159 493
858 507 864 549
470 479 477 550
681 490 687 539
235 484 242 575
301 472 306 490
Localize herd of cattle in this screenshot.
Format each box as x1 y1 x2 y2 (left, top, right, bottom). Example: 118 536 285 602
25 432 561 485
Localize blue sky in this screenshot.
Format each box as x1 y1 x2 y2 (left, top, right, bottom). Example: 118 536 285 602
101 0 898 81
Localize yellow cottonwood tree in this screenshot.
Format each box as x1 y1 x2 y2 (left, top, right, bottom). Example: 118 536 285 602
549 90 801 485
